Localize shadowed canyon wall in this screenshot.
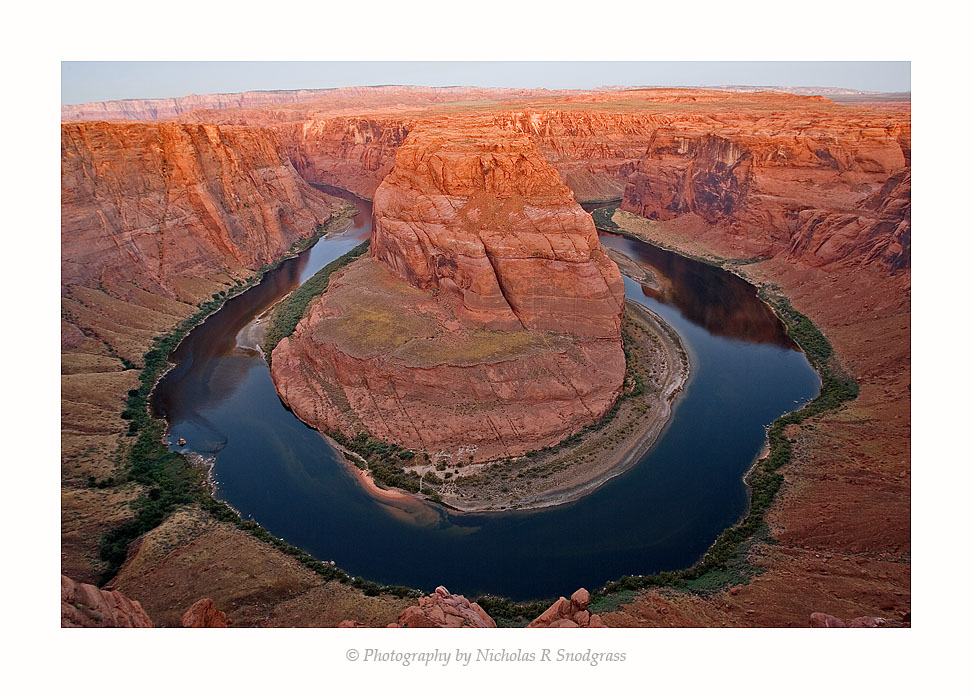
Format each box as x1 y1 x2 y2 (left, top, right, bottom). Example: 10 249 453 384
280 118 413 198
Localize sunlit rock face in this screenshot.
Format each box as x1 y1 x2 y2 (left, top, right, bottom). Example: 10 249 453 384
371 125 625 337
621 114 910 271
61 121 333 295
271 125 626 463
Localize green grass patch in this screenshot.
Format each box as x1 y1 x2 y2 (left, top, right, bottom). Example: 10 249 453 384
588 589 637 615
590 205 621 233
262 241 369 358
325 430 423 494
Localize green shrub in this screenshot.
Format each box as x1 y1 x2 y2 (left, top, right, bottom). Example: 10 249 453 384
263 242 370 358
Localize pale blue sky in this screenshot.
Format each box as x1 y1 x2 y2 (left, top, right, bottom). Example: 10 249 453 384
61 61 910 105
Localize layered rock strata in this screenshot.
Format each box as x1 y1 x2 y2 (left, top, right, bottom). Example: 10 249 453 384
61 89 337 122
371 127 625 336
621 120 909 270
787 170 910 270
61 574 154 628
60 120 340 584
272 127 626 463
280 117 412 197
61 121 333 295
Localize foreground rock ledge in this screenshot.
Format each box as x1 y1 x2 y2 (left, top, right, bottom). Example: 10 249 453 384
272 125 629 465
343 586 603 628
61 574 154 628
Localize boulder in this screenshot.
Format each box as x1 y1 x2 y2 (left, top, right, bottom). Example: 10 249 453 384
388 586 496 628
181 598 228 628
810 612 887 628
528 588 605 628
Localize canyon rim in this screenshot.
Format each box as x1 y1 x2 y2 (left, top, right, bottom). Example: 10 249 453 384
60 69 910 632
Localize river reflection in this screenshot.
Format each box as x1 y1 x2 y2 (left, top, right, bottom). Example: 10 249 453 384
151 190 373 431
599 233 793 348
151 189 820 600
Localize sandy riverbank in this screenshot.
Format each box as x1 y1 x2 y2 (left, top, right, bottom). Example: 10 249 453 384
434 298 690 512
605 246 661 291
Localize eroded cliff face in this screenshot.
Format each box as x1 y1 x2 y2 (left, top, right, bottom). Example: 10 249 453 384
271 126 626 462
622 135 755 223
61 121 334 295
372 127 625 337
278 117 412 199
496 110 669 202
787 170 911 271
621 119 910 269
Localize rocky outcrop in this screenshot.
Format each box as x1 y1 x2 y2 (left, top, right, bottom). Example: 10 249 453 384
181 598 228 628
271 258 625 463
337 619 367 628
61 121 334 295
271 126 626 462
371 126 625 337
810 612 887 628
61 574 154 628
388 586 497 628
527 588 605 628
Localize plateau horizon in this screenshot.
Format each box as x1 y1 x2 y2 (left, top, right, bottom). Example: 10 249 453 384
60 61 911 104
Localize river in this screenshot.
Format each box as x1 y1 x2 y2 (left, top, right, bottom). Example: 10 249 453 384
151 188 820 601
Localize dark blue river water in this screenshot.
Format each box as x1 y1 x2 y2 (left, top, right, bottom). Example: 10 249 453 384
152 191 820 601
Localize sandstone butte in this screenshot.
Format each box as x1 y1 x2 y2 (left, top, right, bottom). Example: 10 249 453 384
270 125 626 462
60 86 910 628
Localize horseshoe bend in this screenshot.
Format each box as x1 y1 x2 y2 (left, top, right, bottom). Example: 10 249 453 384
60 81 910 628
268 125 692 510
